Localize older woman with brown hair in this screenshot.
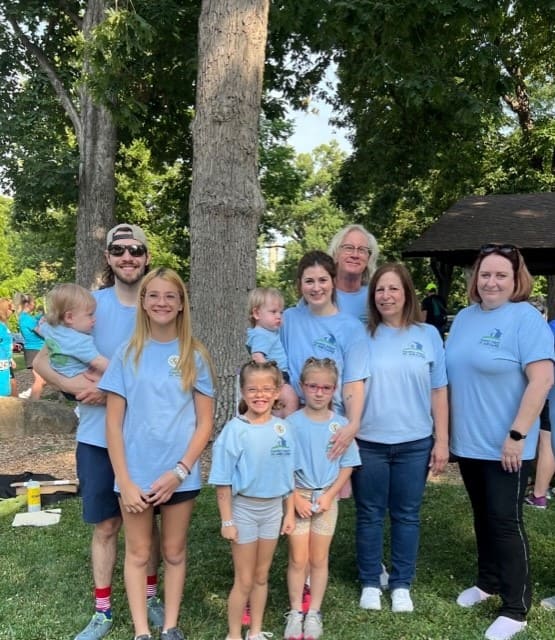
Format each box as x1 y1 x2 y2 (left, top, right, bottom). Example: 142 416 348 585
446 243 554 640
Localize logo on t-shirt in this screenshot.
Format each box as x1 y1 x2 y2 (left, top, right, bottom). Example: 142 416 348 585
271 434 292 456
402 341 425 358
479 328 502 348
312 333 337 355
168 354 180 376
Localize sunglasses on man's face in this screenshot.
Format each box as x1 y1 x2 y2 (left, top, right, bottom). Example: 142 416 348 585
107 243 147 257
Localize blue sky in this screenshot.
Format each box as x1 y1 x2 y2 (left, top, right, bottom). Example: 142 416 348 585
288 100 352 154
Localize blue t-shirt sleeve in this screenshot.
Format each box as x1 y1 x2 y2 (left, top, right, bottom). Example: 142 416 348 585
193 351 216 397
208 420 242 485
429 325 448 389
342 321 371 383
98 344 128 398
517 310 555 369
246 327 270 356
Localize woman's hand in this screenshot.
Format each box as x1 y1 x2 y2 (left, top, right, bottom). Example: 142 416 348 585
501 437 525 472
429 441 449 475
328 424 357 460
147 470 181 506
119 481 150 514
315 492 333 513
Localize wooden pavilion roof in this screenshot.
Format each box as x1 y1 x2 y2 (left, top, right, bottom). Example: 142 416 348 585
402 192 555 274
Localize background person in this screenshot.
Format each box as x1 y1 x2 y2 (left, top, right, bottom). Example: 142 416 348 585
102 268 215 640
0 297 14 397
352 263 448 614
328 223 379 324
446 243 554 640
421 283 448 339
17 293 46 399
34 223 165 640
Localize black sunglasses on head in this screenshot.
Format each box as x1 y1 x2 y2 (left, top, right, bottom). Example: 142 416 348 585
107 243 147 257
479 243 518 257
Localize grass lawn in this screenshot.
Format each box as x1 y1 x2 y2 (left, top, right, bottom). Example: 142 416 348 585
1 482 555 640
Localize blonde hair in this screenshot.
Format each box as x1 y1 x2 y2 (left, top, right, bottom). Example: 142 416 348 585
300 356 339 386
15 293 35 314
247 287 284 327
45 284 96 327
126 267 215 391
0 298 13 322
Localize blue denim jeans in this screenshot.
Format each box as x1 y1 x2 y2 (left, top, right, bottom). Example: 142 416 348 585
351 436 432 590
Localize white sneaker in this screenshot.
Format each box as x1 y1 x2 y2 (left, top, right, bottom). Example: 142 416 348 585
457 585 492 608
379 563 389 590
391 588 414 613
484 616 526 640
18 388 32 399
360 586 382 610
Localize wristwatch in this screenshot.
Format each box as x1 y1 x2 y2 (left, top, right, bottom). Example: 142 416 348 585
509 429 526 441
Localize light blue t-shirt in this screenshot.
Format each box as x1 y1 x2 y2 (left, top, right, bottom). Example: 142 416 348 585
76 287 137 448
209 415 295 498
0 322 12 397
336 287 368 325
41 323 100 378
446 302 555 461
288 409 360 489
359 323 447 444
280 304 371 413
18 312 45 350
246 326 288 372
99 341 215 494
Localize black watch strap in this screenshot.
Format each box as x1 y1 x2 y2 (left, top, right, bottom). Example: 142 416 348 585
509 429 526 441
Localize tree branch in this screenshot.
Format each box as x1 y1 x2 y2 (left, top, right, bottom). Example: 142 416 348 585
7 16 82 143
57 0 83 30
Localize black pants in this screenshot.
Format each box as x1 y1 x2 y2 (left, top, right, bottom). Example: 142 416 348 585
458 457 531 621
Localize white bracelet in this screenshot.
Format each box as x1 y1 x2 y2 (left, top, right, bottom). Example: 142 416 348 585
172 465 187 482
221 520 234 527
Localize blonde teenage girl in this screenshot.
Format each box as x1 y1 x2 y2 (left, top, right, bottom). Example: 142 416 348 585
101 267 215 640
284 358 360 640
209 360 296 640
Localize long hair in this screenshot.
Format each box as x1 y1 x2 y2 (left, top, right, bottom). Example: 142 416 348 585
367 263 421 336
125 267 215 391
467 245 533 304
328 223 380 284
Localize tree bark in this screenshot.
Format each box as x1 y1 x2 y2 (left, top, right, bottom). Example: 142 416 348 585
77 0 117 288
189 0 269 428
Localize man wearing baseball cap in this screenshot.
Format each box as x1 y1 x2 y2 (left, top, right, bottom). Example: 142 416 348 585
35 223 164 639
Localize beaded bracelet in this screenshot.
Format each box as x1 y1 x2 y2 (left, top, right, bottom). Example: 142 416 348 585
177 460 191 475
172 465 187 482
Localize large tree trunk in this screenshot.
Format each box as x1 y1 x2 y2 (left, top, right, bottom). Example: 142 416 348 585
76 0 117 288
189 0 269 429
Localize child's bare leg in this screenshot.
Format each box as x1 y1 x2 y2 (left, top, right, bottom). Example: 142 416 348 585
288 530 310 610
229 542 258 639
249 537 279 635
308 532 333 611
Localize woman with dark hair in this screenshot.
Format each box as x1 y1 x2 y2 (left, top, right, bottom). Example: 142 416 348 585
446 244 554 640
281 250 370 455
352 263 448 614
328 224 379 324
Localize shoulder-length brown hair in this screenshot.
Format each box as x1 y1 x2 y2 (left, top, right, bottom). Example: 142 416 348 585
296 250 337 304
467 245 533 304
367 263 422 336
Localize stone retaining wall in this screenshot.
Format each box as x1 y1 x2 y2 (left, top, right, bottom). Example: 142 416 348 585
0 397 77 438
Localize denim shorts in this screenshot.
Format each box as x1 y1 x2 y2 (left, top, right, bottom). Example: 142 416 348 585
232 494 284 544
76 442 120 524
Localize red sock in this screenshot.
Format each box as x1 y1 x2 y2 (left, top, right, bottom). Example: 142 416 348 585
146 574 157 599
95 586 112 617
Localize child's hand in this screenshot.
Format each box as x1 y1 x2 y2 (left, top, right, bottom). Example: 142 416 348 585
281 513 296 535
147 470 180 506
294 493 312 518
316 492 333 513
221 523 238 542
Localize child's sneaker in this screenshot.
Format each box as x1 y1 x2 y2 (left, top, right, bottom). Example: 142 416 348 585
524 493 547 509
283 610 304 640
301 583 311 614
303 611 323 640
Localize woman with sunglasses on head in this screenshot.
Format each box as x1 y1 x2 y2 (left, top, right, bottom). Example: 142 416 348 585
352 263 448 614
281 250 371 459
328 224 379 325
446 243 554 640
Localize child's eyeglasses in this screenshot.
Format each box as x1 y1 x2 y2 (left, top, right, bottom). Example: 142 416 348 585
107 243 147 257
303 382 335 394
244 386 277 396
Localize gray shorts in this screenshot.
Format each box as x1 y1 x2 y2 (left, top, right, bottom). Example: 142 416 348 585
232 494 284 544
